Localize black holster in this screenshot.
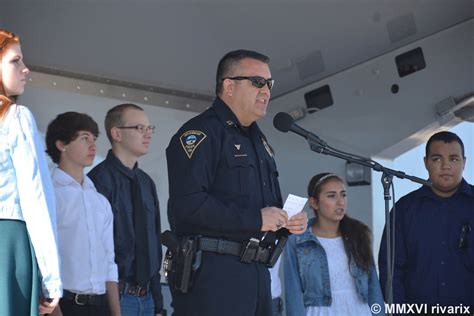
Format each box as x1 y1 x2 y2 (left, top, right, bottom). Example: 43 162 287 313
161 230 202 293
266 234 288 268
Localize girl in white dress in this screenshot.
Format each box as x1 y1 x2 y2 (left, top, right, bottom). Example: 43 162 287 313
284 173 385 316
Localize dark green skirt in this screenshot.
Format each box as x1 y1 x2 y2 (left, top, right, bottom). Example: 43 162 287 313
0 219 39 316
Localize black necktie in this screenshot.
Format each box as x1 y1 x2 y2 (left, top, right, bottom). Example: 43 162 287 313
132 174 150 286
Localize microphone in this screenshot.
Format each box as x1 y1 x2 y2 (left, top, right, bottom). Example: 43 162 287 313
273 112 327 146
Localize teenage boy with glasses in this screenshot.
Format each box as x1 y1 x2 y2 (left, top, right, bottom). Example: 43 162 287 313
89 104 165 316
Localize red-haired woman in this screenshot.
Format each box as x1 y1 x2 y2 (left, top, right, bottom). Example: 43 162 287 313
0 29 62 315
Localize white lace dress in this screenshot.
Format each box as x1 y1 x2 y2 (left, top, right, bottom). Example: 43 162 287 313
306 236 372 316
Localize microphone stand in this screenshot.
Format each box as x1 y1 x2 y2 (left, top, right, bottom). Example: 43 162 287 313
307 134 430 313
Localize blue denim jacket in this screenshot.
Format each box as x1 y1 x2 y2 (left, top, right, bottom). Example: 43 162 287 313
284 221 385 316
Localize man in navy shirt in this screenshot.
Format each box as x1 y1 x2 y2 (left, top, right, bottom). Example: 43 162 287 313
379 131 473 309
166 50 307 316
89 104 164 316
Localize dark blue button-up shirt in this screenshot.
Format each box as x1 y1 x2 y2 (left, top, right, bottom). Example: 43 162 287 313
88 150 163 310
166 97 283 243
379 179 474 306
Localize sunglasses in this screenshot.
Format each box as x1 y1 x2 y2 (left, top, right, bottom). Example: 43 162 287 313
224 76 274 90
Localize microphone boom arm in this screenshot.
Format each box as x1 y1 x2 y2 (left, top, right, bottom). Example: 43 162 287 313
274 110 430 313
307 137 430 186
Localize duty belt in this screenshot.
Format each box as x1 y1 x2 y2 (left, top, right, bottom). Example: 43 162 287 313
198 237 272 264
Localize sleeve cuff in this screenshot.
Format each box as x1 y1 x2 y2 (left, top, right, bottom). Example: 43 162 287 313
42 283 63 298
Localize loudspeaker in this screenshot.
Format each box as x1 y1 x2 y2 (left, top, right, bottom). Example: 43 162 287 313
395 47 426 78
345 162 371 186
304 84 333 111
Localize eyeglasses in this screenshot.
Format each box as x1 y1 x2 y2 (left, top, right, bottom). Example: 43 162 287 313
117 124 156 134
224 76 274 90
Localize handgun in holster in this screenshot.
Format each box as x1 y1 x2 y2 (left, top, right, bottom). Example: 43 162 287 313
264 228 290 268
161 230 202 293
266 234 288 267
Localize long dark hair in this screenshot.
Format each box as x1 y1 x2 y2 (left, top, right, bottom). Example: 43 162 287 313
308 173 373 272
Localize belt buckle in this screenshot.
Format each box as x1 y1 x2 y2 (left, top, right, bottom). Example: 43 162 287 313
74 294 86 306
128 284 146 296
127 285 137 296
136 285 144 296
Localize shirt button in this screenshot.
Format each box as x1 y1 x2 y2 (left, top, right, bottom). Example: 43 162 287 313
260 160 263 164
441 282 446 286
263 181 266 186
441 261 445 265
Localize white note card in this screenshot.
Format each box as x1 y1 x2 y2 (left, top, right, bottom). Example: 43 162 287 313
283 194 308 219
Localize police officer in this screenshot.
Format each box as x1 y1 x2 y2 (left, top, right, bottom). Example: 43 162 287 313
166 49 307 316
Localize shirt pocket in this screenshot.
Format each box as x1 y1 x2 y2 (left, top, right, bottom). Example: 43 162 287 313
296 244 323 295
223 150 257 197
453 219 474 272
267 157 280 202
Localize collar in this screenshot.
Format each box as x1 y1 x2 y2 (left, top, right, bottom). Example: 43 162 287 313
52 167 94 189
105 149 139 179
418 178 473 199
212 97 259 133
1 103 18 126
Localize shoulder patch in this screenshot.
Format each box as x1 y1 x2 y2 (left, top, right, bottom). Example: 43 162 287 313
180 130 207 159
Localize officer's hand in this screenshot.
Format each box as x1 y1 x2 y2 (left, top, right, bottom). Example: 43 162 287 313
261 207 288 231
286 211 308 235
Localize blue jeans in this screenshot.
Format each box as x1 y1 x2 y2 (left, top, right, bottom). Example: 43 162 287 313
120 292 154 316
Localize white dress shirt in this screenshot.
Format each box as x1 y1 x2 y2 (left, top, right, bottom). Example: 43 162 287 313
0 104 62 298
52 168 118 294
269 257 282 299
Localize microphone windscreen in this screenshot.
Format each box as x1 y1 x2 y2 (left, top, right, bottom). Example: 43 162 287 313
273 112 294 133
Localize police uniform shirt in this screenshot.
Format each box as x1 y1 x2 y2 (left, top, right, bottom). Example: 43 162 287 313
166 97 283 243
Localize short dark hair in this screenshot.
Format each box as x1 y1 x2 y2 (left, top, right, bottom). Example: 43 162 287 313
104 103 143 143
46 112 99 164
215 49 270 96
425 131 465 158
